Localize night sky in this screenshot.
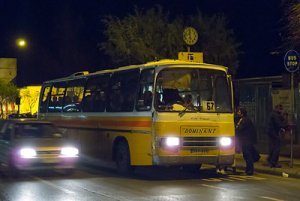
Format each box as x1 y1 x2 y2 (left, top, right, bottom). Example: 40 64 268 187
0 0 285 87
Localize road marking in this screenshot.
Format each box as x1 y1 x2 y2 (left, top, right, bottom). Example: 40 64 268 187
259 196 285 201
227 176 246 181
220 178 235 181
201 184 227 191
242 175 266 180
202 178 223 182
31 176 75 194
202 175 266 182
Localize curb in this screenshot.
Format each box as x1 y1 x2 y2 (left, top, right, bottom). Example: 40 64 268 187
234 158 300 179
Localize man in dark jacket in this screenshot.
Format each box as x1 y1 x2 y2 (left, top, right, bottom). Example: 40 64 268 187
236 107 259 175
267 104 287 168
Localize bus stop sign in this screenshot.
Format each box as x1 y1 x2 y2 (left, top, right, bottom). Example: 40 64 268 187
284 50 300 73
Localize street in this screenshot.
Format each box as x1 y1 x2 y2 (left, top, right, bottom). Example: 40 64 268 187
0 165 299 201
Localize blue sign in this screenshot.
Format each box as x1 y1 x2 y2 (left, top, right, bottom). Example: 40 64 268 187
284 50 300 73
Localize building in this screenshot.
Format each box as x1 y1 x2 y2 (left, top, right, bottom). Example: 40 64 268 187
235 74 300 157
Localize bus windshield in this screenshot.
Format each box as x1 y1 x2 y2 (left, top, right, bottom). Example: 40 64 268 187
155 68 232 113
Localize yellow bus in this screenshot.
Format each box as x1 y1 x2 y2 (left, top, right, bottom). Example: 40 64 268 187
38 59 235 174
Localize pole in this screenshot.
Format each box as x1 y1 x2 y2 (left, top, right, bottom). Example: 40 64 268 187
290 72 294 167
187 46 190 53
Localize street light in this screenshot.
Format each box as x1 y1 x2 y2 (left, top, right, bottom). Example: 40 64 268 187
16 38 27 48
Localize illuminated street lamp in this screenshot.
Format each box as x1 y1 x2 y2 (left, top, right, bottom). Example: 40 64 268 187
16 38 27 48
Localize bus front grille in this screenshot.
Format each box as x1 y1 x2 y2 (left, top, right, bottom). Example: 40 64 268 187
182 137 218 147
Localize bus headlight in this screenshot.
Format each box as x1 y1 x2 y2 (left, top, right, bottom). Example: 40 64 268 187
219 137 232 147
161 137 180 147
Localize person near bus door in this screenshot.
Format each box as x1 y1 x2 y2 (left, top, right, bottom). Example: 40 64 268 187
235 107 260 175
267 104 287 168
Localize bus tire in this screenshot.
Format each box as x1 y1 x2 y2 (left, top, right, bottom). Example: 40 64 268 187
115 141 134 175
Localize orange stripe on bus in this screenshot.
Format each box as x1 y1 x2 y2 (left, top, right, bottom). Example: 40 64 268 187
100 120 151 127
53 119 152 128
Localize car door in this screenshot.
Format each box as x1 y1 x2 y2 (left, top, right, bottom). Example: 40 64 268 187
0 122 13 165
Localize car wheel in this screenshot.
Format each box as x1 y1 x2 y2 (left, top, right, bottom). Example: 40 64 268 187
115 141 134 175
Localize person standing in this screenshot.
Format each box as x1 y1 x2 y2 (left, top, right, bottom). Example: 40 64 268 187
235 107 259 175
267 104 287 168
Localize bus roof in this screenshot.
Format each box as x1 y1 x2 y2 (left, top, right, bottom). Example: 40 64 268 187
43 59 228 84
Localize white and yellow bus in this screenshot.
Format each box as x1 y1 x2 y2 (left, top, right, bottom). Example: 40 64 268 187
38 59 235 174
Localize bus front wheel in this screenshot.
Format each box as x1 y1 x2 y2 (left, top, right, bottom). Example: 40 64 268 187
115 141 134 175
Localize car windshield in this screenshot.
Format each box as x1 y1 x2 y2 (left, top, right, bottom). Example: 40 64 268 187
14 123 63 139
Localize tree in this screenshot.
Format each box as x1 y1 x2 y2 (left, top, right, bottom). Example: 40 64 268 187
0 80 19 118
100 6 240 74
100 6 184 66
190 12 240 75
20 88 40 114
281 0 300 49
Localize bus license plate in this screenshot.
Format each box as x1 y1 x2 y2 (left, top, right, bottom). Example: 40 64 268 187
190 148 209 154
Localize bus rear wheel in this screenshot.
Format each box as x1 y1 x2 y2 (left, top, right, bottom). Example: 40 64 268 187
115 141 134 175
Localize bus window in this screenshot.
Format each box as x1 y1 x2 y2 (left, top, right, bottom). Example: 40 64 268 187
214 75 231 112
48 82 66 113
107 69 139 112
82 74 110 112
155 68 232 113
136 69 155 111
63 79 85 112
39 85 51 113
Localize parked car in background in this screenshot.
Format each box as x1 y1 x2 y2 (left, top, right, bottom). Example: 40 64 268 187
0 120 79 177
8 113 37 119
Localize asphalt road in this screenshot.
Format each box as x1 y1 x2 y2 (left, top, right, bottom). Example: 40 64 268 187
0 165 299 201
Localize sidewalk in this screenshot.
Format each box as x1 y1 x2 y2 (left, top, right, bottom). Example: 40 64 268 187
234 153 300 178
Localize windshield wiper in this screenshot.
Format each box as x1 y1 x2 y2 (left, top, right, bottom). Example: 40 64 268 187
179 104 197 117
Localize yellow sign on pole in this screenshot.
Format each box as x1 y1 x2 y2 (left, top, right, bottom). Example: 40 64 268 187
178 52 203 63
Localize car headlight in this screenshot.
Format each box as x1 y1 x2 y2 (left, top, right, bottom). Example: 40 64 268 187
219 137 232 147
162 137 180 147
61 147 79 157
20 148 37 158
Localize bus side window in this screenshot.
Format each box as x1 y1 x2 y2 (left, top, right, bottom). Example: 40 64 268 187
82 94 93 112
39 85 51 113
107 69 139 112
144 91 153 107
48 83 66 113
82 74 109 112
63 79 85 112
135 69 155 111
107 81 123 112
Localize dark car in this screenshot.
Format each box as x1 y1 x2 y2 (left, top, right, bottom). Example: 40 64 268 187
0 120 79 177
8 113 37 119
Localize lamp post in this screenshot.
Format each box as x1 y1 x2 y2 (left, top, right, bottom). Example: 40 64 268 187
15 37 28 86
15 38 28 114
